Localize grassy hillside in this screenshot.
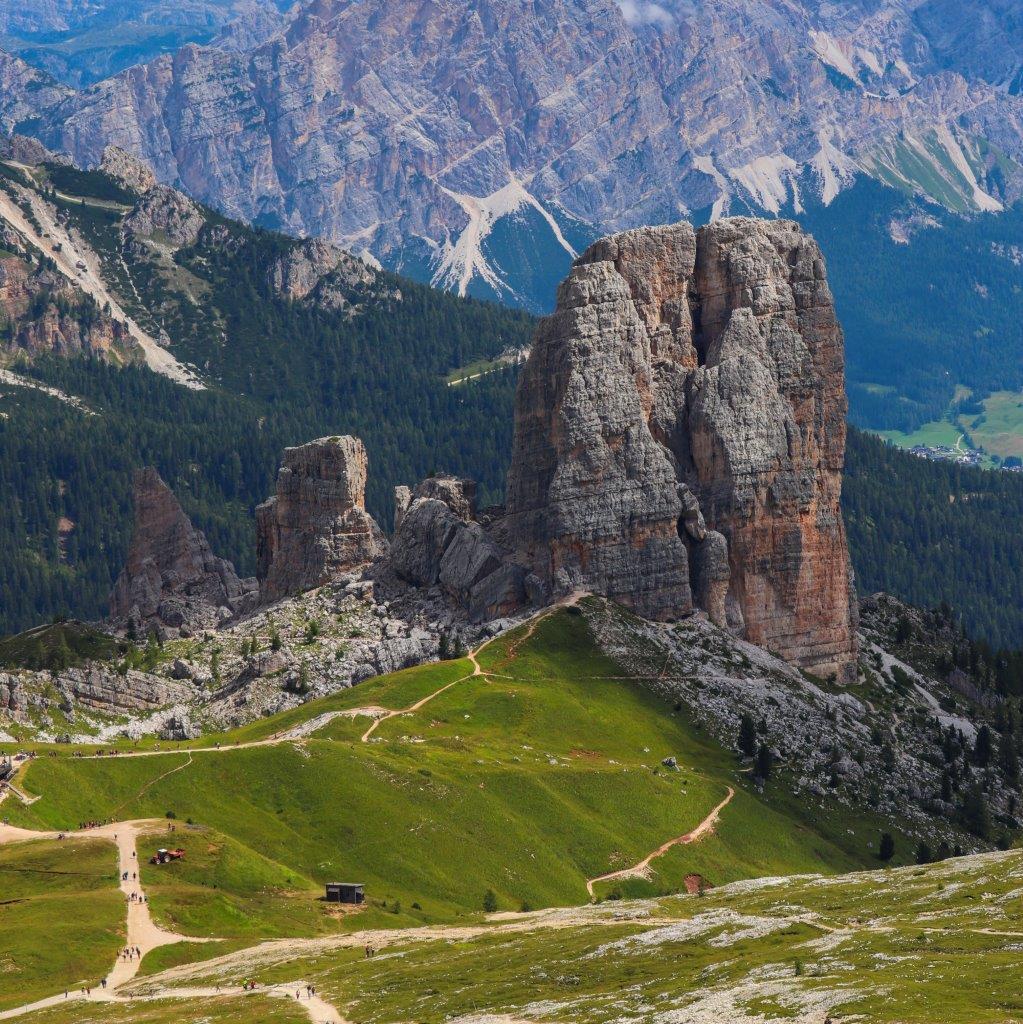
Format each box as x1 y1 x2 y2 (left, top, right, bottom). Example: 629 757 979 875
152 848 1021 1024
0 837 123 1010
3 612 899 973
3 608 1020 1022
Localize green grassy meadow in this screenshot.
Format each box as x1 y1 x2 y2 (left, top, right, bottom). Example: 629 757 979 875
877 387 1023 465
0 837 124 1010
119 850 1023 1024
2 609 1019 1022
5 613 865 943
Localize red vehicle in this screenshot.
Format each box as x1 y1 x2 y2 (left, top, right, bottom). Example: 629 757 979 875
150 848 186 865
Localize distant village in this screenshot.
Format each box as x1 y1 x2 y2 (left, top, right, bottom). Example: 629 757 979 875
906 443 1023 473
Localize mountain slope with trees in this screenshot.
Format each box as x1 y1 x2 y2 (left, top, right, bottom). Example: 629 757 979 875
0 158 1020 651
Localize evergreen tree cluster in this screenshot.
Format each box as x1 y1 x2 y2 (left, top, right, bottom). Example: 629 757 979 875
1 163 1021 655
843 427 1023 650
799 181 1023 432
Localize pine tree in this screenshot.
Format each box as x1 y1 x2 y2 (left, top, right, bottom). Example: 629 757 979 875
738 712 758 758
940 770 953 802
960 783 992 840
755 743 773 781
999 733 1020 784
974 725 993 767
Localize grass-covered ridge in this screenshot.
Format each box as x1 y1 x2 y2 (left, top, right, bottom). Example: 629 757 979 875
140 848 1022 1024
3 608 1020 1022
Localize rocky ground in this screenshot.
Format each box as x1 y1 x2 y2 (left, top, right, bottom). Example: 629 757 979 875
583 595 1021 856
0 568 503 743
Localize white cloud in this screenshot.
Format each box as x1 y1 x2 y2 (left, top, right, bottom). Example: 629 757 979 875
617 0 676 26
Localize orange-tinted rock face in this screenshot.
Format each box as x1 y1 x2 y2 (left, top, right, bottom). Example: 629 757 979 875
110 468 256 634
506 218 858 682
0 254 137 362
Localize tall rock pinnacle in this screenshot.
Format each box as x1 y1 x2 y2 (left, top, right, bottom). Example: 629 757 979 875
110 468 256 635
256 436 387 602
505 218 858 682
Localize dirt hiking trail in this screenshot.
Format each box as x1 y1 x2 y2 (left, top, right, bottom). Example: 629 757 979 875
586 786 735 897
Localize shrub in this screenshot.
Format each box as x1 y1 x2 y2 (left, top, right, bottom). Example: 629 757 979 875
878 832 895 861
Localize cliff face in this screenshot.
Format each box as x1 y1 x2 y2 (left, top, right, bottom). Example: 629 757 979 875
256 436 387 602
110 468 257 635
11 0 1019 309
0 253 139 363
505 218 858 681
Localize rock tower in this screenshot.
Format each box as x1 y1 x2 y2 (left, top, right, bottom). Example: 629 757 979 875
110 467 256 635
256 435 387 602
505 219 858 682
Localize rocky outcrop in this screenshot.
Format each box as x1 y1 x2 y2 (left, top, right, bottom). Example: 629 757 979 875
0 133 64 167
110 468 257 635
99 145 157 193
256 436 387 602
123 185 205 247
0 255 139 362
389 480 526 622
0 673 24 718
268 238 379 312
59 665 193 713
505 219 858 682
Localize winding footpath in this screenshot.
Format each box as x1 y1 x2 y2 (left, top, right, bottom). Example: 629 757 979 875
586 787 735 898
0 820 345 1023
0 590 737 1023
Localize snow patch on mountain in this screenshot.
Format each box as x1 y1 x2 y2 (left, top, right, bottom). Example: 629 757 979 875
432 177 577 299
728 154 801 215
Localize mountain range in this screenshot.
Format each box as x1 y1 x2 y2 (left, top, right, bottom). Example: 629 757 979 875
1 10 1023 1016
2 0 1023 309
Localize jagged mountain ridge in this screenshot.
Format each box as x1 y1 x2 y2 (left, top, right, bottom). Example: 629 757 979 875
0 0 290 87
1 0 1021 312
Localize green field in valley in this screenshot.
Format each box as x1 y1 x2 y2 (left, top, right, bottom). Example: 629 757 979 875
0 837 123 1010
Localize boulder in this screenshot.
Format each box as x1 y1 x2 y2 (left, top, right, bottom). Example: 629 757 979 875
389 494 525 622
413 476 477 521
159 713 200 741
